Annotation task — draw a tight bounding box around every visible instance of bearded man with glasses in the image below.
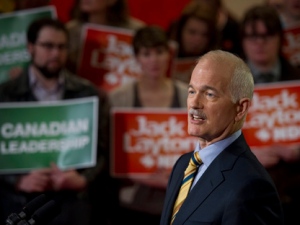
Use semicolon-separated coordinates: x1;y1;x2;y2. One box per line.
0;18;114;225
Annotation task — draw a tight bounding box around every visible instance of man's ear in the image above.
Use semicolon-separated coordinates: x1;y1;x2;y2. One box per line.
235;98;251;122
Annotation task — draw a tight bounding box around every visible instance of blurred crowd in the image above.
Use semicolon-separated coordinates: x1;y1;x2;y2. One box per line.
0;0;300;225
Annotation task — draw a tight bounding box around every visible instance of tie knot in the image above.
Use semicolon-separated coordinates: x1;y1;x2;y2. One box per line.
184;152;202;179
191;152;202;167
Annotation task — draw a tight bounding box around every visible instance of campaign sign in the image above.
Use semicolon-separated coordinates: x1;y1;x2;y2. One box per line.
243;81;300;148
0;97;98;174
77;24;142;92
110;108;198;177
0;6;57;84
282;26;300;67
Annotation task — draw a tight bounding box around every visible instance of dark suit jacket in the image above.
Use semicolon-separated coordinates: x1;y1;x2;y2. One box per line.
160;134;284;225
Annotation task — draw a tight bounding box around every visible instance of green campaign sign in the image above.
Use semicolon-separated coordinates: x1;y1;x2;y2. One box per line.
0;6;56;84
0;97;98;174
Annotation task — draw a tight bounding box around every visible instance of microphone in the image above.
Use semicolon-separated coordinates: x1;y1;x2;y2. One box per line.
16;200;60;225
6;194;49;225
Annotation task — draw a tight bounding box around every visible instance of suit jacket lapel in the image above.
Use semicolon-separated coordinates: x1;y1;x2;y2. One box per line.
172;135;247;225
173;161;225;225
163;153;191;224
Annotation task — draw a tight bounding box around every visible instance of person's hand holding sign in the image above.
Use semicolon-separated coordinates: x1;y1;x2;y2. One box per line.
50;163;87;191
17;168;52;192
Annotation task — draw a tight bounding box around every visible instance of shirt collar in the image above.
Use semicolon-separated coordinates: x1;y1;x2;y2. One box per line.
195;130;241;167
247;59;281;82
29;66;65;90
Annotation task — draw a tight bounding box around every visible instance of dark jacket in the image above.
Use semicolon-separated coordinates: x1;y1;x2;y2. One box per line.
278;56;300;82
160;134;284;225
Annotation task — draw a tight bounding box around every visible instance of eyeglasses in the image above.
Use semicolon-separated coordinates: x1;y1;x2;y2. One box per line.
35;42;68;51
244;33;277;42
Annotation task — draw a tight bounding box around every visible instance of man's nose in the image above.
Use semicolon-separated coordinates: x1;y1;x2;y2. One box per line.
188;94;203;109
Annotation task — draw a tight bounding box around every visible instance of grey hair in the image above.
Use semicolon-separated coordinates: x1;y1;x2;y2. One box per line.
199;50;254;103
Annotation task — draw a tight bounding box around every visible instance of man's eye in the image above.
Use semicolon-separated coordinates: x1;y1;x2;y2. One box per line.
206;92;215;98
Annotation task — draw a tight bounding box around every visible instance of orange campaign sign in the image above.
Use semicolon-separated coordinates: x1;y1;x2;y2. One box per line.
77;24;177;92
77;24;142;92
282;26;300;67
243;81;300;148
110;108;198;177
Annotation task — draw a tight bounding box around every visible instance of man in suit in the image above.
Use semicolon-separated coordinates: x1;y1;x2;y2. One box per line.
160;50;284;225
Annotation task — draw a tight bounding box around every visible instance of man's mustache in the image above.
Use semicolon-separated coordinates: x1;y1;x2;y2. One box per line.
188;108;207;120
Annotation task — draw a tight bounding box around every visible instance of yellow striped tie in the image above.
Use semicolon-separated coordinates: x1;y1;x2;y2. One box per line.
171;152;202;224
